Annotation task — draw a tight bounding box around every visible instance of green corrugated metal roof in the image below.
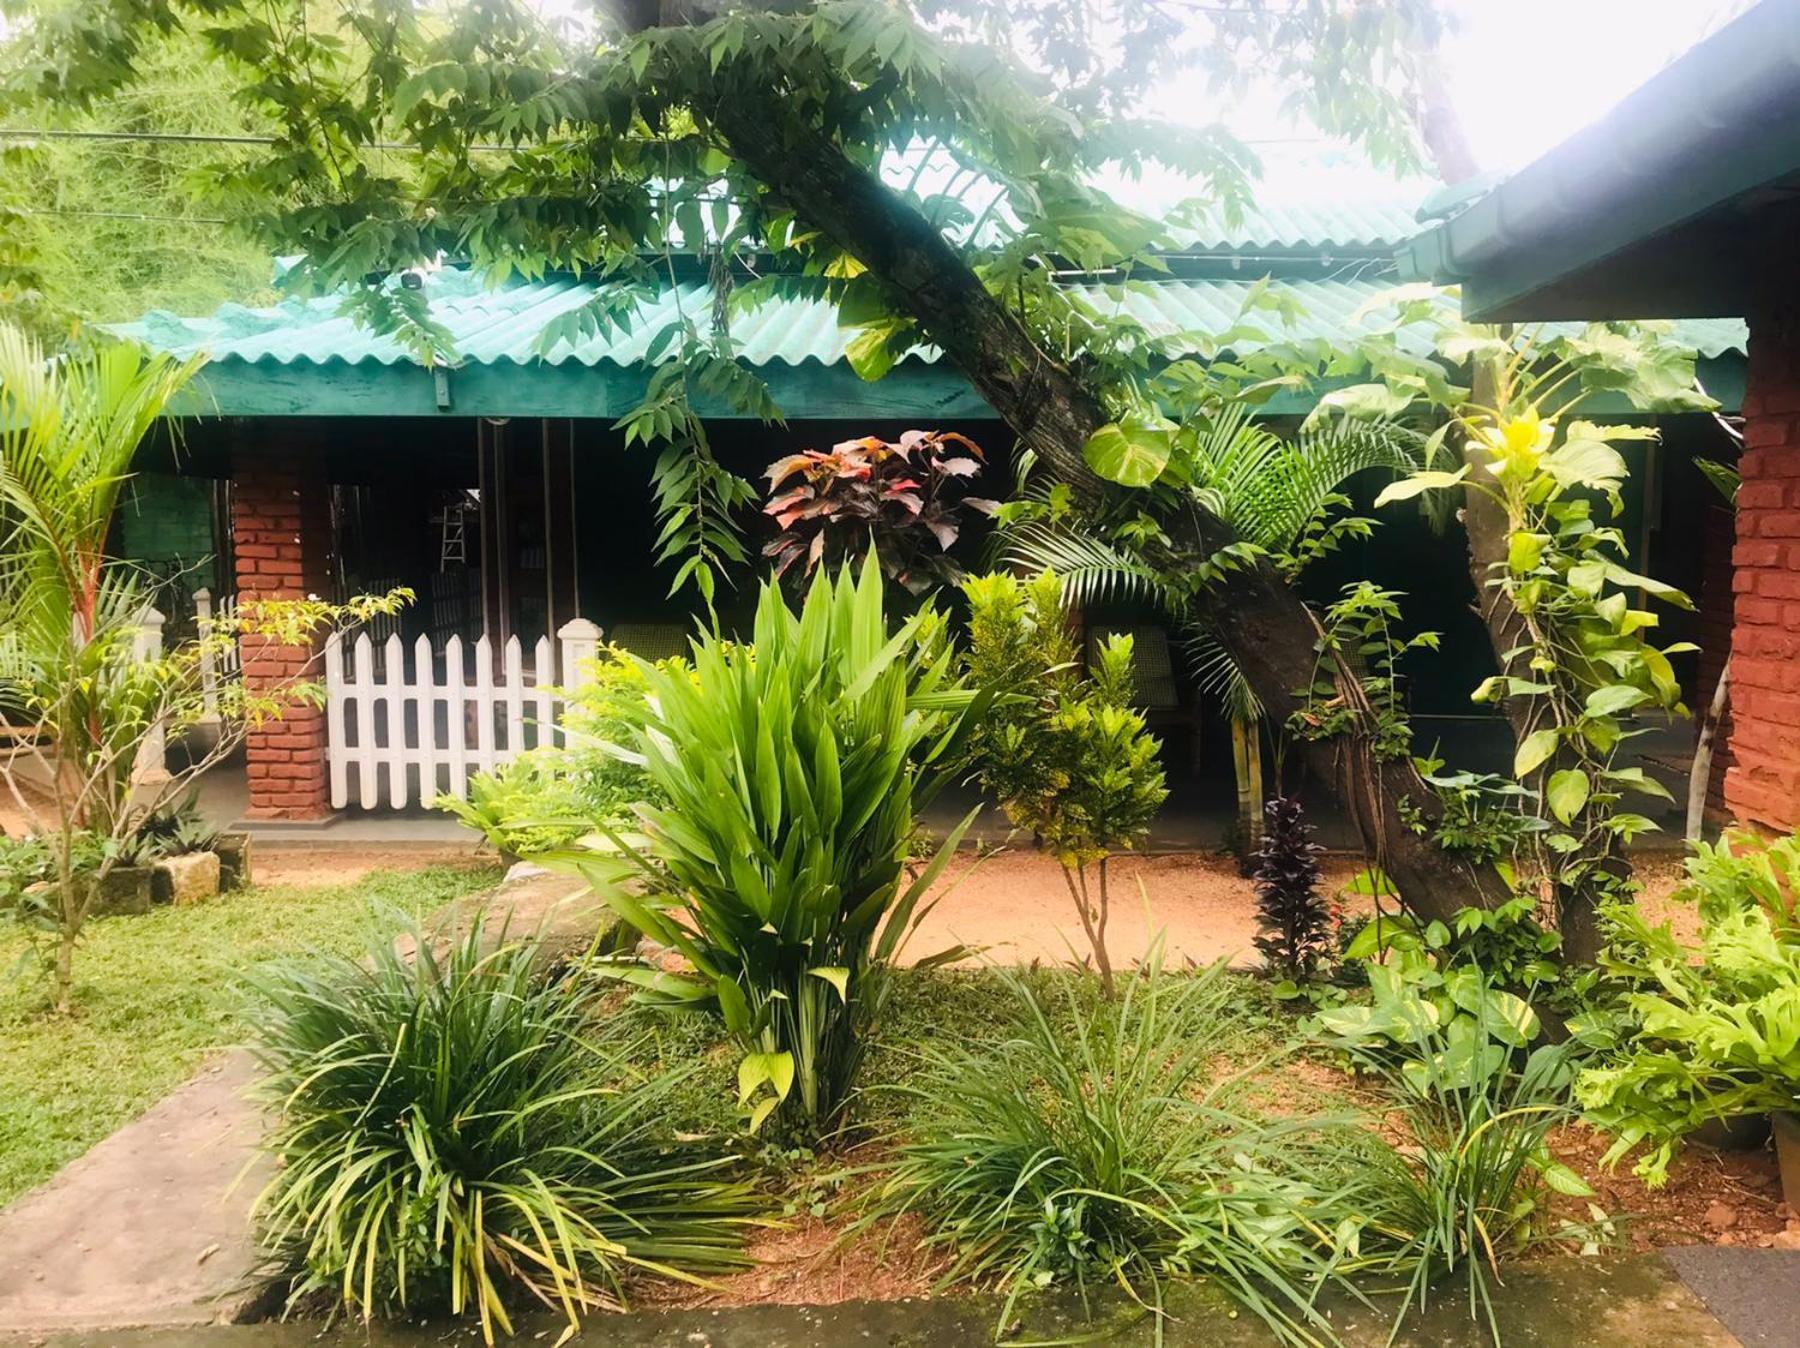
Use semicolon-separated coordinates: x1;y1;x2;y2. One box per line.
114;267;1749;372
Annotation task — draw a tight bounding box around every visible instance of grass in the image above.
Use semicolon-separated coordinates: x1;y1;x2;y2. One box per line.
0;863;501;1207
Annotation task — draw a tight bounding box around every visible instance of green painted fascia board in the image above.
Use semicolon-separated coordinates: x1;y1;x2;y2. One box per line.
167;352;1439;422
1396;0;1800;321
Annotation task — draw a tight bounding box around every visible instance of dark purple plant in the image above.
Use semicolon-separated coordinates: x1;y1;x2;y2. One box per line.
1251;795;1333;980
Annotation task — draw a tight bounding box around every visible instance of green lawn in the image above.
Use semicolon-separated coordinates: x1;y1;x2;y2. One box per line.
0;863;501;1208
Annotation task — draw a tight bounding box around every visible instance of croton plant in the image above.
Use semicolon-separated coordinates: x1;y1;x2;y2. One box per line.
762;430;999;595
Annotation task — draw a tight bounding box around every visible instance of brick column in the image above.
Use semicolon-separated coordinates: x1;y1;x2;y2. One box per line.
232;448;335;820
1724;286;1800;833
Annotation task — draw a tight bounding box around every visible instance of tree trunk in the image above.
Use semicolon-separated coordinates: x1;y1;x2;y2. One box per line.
710;100;1509;924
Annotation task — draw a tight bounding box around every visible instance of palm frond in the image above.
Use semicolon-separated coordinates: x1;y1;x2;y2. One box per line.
998;519;1183;615
1181;621;1262;724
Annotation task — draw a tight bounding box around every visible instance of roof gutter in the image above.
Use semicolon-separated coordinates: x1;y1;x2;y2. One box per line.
1397;0;1800;319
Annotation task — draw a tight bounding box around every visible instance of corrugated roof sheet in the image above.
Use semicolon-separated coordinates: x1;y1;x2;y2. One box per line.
115;268;1749;370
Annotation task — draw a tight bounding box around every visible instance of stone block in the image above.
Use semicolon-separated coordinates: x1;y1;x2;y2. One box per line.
92;866;154;917
152;851;221;907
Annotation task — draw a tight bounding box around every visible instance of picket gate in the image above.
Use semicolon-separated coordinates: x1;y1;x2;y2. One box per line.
323;619;601;810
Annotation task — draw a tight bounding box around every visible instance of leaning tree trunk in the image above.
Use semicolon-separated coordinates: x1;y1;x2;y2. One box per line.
709;98;1509;924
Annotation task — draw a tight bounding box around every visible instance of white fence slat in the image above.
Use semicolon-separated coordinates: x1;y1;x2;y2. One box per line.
503;637;525;761
353;632;377;806
414;633;437;804
532;636;555;750
326;633;348;809
443;635;468;800
382;632;408;808
473;635;496;774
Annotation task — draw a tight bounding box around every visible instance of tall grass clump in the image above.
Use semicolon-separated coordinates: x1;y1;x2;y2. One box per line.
869;956;1377;1343
244;915;758;1343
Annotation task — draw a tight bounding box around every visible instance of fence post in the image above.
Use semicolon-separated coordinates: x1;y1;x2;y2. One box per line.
131;605;170;789
556;618;603;689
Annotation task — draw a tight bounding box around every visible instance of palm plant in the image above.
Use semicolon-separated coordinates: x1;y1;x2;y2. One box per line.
245;915;758;1343
1000;405;1426;849
571;555;982;1134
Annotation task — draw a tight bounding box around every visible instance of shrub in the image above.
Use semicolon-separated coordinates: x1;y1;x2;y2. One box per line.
1317;951;1594;1343
762;429;997;596
871;957;1377;1343
577;556;980;1134
437;646;663;859
1576;830;1800;1183
1251;795;1332;981
961;570;1168;997
244;915;757;1342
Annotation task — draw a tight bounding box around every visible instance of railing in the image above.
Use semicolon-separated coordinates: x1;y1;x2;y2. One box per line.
323;619;601;811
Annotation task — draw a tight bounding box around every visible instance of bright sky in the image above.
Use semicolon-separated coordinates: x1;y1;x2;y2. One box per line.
1428;0;1754;173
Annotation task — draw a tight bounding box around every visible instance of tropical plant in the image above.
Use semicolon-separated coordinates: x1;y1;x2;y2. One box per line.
0;321;407;1009
763;429;998;596
1576;830;1800;1184
1251;795;1333;983
244;914;758;1344
1316;953;1596;1344
568;556;981;1134
869;956;1377;1344
960;570;1168;997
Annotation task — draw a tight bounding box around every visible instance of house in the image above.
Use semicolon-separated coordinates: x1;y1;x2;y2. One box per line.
115;173;1748;822
1397;0;1797;834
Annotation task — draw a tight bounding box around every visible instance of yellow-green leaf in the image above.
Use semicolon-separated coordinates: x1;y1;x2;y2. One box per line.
1514;728;1558;778
807;966;850;1003
1083;418;1172;488
1547;768;1589;824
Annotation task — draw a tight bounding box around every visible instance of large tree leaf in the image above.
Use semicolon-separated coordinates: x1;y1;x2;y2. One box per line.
1546;768;1590;824
1083;418;1172;488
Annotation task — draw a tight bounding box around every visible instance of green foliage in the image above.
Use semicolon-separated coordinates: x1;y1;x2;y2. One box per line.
1316;954;1596;1343
436;647;663;858
245;914;757;1342
1290;581;1438;761
1343;897;1565;1001
960;569;1167;996
1359;321;1707;943
570;556;979;1135
1405;760;1545;864
869;957;1375;1344
1576;831;1800;1185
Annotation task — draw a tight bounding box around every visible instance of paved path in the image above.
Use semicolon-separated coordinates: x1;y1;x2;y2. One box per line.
0;1054;271;1334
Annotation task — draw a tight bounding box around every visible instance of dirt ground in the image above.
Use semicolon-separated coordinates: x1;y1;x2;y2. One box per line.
250;845;485;890
907;847;1369;971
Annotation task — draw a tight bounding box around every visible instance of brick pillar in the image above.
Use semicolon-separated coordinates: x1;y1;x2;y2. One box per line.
232;449;335;820
1723;286;1800;833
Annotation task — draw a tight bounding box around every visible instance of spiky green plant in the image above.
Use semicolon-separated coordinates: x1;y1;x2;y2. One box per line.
571;554;981;1135
243;915;759;1343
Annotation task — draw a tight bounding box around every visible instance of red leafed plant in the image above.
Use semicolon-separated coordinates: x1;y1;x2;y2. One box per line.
763;430;999;595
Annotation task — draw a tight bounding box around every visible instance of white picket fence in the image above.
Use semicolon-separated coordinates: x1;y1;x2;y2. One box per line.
323;619;602;810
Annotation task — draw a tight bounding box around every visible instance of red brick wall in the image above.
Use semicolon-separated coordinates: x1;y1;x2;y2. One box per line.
1724;289;1800;832
232;449;335;820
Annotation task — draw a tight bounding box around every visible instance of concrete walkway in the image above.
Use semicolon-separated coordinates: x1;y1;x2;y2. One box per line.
0;1253;1760;1347
0;1054;271;1334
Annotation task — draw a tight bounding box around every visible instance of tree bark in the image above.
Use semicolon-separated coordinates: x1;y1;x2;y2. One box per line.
710;98;1509;923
